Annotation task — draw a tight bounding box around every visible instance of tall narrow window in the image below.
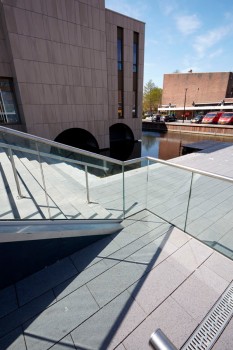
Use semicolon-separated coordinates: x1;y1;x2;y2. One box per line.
117;27;124;118
0;78;20;124
133;32;139;118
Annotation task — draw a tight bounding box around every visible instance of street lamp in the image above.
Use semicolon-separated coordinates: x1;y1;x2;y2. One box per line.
183;88;188;123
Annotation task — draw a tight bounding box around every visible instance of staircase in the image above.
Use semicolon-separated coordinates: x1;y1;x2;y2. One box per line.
0;126;124;287
0;146;123;221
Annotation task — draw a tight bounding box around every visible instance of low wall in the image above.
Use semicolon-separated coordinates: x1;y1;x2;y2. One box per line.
142;121;167;132
142;121;233;136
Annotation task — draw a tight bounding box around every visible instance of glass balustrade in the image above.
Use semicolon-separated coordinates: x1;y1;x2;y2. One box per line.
1;125;233;261
123;158;148;217
185;173;233;259
146;159;194;231
0;128;125;220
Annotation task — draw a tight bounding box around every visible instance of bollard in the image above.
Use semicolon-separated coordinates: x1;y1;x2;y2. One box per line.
149;329;178;350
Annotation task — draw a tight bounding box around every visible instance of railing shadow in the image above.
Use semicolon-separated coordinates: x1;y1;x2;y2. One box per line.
0;214;173;350
0;231;120;349
99;225;174;350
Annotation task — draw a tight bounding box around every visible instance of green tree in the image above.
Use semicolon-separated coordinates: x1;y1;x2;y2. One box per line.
143;80;162;114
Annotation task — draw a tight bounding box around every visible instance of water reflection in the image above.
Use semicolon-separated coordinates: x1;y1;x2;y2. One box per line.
98;131;233;176
141;131;233;160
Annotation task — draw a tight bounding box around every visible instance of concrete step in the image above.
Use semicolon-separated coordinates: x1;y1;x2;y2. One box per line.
0;149;114;220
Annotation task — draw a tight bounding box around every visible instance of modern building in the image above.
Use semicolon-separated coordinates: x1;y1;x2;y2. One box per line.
159;72;233;118
0;0;145;153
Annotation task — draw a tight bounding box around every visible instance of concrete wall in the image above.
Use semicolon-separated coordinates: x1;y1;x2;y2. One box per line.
0;0;144;150
162;72;231;107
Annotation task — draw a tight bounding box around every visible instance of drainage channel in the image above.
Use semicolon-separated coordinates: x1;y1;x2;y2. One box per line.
181;280;233;350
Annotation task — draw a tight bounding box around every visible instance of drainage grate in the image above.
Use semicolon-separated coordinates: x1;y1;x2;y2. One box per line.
182;281;233;350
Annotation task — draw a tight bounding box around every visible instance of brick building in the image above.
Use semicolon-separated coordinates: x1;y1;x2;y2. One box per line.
159;72;233;118
0;0;145;154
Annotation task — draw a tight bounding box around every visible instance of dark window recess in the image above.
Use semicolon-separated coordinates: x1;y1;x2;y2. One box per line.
0;78;20;124
132;32;139;118
117;27;123;72
117;27;124;118
118;90;123;118
117;39;123;71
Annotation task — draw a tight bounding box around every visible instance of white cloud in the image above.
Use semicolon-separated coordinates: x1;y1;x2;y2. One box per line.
208;49;223;59
175;14;201;35
193;26;232;57
158;0;178;16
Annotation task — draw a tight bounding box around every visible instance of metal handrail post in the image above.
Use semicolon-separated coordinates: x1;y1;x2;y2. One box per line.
146;158;149;209
85;165;90;203
8;147;23;198
36;143;51;219
0;90;7;123
122;164;125;219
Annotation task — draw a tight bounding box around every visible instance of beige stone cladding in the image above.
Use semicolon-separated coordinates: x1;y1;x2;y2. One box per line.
162;72;232;107
0;0;107;148
105;9;145;142
0;0;145;150
0;3;11;76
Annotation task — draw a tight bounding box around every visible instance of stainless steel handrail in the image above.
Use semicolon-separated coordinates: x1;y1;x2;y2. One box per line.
0;142;108;171
146;156;233;184
2;125;233;184
149;329;178;350
0;125;123;166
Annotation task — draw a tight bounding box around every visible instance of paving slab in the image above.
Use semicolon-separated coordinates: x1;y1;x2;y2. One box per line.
53;259;110;301
171;264;229;322
87;259;145;308
23;285;99;350
50;335;76;349
71;290;146;350
122;296;197;350
0;327;26;350
70;235;120;271
0;290;56;338
203;251;233;282
16;257;78;306
166;237;213;277
127;259;187;314
0;285;18;318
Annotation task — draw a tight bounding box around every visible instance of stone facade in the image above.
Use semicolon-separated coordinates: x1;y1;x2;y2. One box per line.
0;0;144;150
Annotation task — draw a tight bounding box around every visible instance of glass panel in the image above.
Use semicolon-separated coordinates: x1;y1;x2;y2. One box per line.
133;32;138;72
0;132;49;219
117;39;122;71
124;159;148;217
147;159;193;231
185;173;233;259
90;161;124;220
38;141;124;220
133;43;137;72
0;129;124;220
0;78;20;124
117;27;123;71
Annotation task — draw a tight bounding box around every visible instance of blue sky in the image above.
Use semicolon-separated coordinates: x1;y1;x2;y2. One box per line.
105;0;233;88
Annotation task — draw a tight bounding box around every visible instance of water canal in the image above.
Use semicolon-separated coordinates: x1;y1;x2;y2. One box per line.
141;131;233;160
